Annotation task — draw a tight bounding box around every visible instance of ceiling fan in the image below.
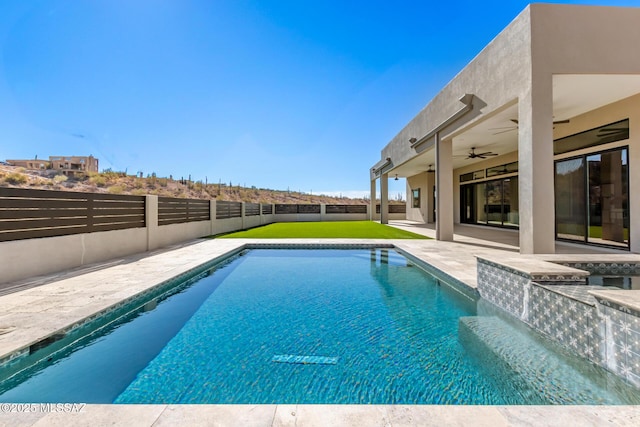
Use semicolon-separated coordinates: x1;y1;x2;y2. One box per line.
491;118;570;135
466;147;498;159
597;126;627;140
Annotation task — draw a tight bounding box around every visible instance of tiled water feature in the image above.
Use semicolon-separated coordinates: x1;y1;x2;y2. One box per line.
477;256;640;388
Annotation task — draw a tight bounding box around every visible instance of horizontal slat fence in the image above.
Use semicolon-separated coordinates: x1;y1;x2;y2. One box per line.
1;187;402;244
244;203;260;217
389;204;406;214
375;204;407;214
275;204;321;214
0;188;145;242
216;201;242;219
325;204;367;214
158;197;210;226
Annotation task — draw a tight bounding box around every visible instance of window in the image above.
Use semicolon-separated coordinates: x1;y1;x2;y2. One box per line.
412;189;420;208
486;161;518;177
554;119;629;155
460;169;485;183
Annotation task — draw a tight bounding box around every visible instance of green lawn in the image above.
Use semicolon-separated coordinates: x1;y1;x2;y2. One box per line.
217;221;428;239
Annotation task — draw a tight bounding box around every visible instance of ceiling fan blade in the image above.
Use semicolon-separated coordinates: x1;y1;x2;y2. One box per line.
492;128;516;135
507;118;569;126
477;152;498;157
598;128;627;134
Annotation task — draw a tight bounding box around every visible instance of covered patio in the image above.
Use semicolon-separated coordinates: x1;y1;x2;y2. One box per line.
371;4;640;255
387;220;631;255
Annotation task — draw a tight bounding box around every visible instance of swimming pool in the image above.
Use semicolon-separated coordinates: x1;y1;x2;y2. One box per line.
0;248;638;404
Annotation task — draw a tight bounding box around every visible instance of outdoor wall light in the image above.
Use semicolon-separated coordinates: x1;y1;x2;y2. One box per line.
409;137;417;144
394;174;399;181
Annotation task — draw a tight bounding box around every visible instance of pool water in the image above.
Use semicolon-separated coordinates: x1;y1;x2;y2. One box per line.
0;248;638;404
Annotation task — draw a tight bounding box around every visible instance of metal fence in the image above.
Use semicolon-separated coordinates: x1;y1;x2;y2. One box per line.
216;201;242;219
275;204;321;214
325;204;367;214
0;187;405;243
158;197;210;226
244;202;260;217
0;188;145;242
375;204;406;214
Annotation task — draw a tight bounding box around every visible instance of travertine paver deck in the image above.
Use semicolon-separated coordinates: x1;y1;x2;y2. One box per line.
1;223;639;426
1;403;639;426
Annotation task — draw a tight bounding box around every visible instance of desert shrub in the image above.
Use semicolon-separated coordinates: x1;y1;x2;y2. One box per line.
132;189;147;196
89;175;107;187
107;185;125;194
53;174;68;184
158;178;168;187
3;172;27;184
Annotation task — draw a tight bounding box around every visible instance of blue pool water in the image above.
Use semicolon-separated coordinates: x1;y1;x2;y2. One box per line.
0;248;638;404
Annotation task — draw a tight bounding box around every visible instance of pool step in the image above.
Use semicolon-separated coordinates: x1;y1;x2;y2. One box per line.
458;316;638;404
272;354;338;365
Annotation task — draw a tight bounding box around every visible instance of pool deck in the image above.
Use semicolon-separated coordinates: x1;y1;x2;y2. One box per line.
1;221;639;426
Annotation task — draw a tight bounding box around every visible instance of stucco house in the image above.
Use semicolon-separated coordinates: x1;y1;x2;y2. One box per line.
370;3;640;254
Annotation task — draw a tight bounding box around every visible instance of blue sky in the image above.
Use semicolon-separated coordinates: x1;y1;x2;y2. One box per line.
1;0;637;198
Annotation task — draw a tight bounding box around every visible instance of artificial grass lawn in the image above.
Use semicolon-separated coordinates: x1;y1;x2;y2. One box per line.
217;221;428;239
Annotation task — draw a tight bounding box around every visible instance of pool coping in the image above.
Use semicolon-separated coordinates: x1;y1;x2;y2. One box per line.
1;238;639;426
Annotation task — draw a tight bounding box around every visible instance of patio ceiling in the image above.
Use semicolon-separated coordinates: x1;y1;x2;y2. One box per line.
391;74;640;177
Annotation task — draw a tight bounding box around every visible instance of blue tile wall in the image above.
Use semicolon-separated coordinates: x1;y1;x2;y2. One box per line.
476;257;640;389
477;260;529;320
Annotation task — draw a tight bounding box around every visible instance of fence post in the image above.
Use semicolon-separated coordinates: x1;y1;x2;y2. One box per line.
241;202;246;230
259;203;264;225
146;195;159;251
210;199;216;236
320;203;326;222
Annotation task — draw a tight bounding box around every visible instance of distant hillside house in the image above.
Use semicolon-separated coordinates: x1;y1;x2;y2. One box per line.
8;155;99;177
6;158;49;170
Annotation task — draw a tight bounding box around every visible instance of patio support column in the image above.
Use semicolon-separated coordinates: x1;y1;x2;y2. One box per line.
426;169;436;223
518;72;555;254
435;133;454;240
380;173;389;224
370;179;376;221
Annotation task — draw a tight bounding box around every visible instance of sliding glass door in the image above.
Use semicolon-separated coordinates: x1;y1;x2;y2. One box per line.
587;149;629;247
555;158;586;242
555;147;629;248
460;177;519;228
